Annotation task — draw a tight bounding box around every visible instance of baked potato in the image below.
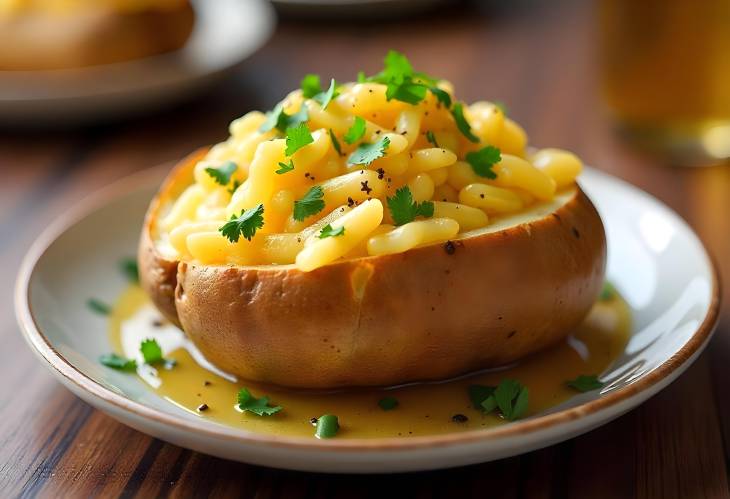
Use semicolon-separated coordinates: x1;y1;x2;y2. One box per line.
139;52;606;388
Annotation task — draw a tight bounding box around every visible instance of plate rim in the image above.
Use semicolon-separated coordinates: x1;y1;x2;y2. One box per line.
14;165;722;453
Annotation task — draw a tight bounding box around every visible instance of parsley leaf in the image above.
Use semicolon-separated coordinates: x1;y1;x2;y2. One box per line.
219;204;265;242
293;186;325;221
386;185;434;226
228;179;241;195
259;103;309;133
140;338;164;364
363;50;441;106
348;136;391;166
429;86;452;108
465;145;501;179
100;353;137;371
119;257;139;284
314;78;339;110
205;161;237;186
237;387;282;416
344;116;367;144
386;81;428;105
378;396;399;411
301;73;322;98
566;375;605;392
87;298;111;315
494;379;529;421
329;129;342;156
468;384;496;410
276;160;295;174
600;282;616;301
285;122;314;156
318;224;345;238
425;130;439;148
451;102;480;143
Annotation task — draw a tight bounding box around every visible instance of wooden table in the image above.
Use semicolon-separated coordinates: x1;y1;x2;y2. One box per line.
2;1;729;496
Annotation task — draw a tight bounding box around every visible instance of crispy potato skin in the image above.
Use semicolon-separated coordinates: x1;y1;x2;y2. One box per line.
140;153;607;388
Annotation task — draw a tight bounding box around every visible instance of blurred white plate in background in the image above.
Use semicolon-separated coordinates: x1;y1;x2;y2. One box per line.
0;0;276;126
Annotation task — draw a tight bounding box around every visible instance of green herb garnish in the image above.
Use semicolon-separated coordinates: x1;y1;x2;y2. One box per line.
315;414;339;438
276;160;295;175
566;375;605;392
386;185;434;226
494;379;529;421
301;74;322;98
87;298;111;315
600;282;616;301
285;122;314;156
347;136;390;166
204;161;237;186
237;388;282;416
318;224;345;239
429;86;452;108
361;50;442;106
219;204;265;243
227;179;241;195
468;384;496;411
465;145;501;179
425;130;439;148
293;186;325;222
99;353;137;371
451;102;479;143
344;116;367;145
259;103;309;133
314;78;339;110
119;257;139;284
378;396;399;411
140;338;163;365
329;129;342;156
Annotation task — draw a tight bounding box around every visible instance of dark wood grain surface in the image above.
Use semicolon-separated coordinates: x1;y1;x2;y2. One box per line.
2;1;729;497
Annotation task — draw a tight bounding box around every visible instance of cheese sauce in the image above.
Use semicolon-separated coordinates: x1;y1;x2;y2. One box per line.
110;286;630;439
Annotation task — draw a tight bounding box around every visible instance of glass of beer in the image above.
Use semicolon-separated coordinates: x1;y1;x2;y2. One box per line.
599;0;730;165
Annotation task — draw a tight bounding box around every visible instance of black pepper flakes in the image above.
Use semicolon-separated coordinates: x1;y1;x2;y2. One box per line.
451;414;469;423
572;227;580;238
204;380;212;386
479;193;485;199
361;180;372;195
310;417;318;425
152;319;164;328
347;196;356;207
444;240;456;255
197;403;208;412
376;168;385;179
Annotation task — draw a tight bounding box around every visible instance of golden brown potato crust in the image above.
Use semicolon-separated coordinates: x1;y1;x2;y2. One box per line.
140;153;607;388
0;2;194;70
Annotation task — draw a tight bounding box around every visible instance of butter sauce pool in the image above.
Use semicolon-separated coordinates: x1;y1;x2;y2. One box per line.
110;285;630;439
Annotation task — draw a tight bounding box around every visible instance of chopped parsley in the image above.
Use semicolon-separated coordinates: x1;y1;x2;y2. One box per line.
315;414;339;438
237;387;282;416
344;116;367;144
451;102;480;143
219;204;265;243
301;74;322;98
119;257;139;284
494;379;529;421
318;224;345;238
468;384;496;410
425;130;439;148
87;298;111;315
285;123;314;156
227;179;241;195
329;129;342;156
429;86;452;108
204;161;237;186
259;102;309;133
465;145;501;179
566;375;605;392
314;78;339;110
387;185;434;226
378;396;399;411
293;186;325;221
140;338;163;364
347;136;390;166
361;50;442;106
99;353;137;371
276;160;295;174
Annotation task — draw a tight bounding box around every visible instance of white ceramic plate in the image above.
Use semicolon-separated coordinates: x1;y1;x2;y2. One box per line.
0;0;275;125
15;166;720;473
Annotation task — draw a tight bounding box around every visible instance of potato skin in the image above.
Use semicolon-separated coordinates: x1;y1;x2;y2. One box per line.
140;153;606;388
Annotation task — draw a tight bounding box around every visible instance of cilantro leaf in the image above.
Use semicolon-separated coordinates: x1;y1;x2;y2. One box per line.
451;102;480;143
344;116;367;144
386;185;434;226
237;387;282;416
301;73;322;98
119;257;139;284
205;161;237;186
378;396;398;411
329;129;342;156
318;224;345;239
285;123;314;156
425;130;439;148
386;81;428;105
100;353;137;371
219;204;265;242
465;145;501;179
363;50;440;106
429;86;452;108
87;298;111;315
140;338;163;364
314;78;339;110
357;71;367;83
293;186;325;222
347;136;390;166
259;103;309;133
494;379;529;421
228;179;241;195
468;384;496;410
276;160;294;175
566;375;605;392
